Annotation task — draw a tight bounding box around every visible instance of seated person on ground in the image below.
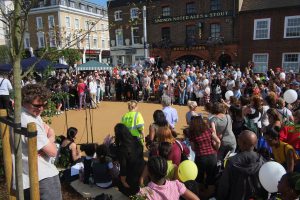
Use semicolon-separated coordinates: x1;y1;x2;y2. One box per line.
80;143;96;184
56;127;81;168
92;144;114;188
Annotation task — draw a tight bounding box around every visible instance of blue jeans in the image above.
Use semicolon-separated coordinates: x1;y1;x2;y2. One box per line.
179;90;186;105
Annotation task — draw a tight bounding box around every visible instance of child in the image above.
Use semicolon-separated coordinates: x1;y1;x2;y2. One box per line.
277;172;300;200
80;143;96;184
158;142;177;180
265;127;300;172
139;156;200;200
92;144;114;188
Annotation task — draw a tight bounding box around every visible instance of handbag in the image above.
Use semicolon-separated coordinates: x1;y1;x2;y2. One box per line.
175;140;188;162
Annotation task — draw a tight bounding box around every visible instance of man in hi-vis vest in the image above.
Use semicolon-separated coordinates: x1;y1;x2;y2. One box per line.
121;100;145;143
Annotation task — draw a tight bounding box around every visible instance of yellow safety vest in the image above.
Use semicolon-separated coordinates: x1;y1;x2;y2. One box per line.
121;111;144;138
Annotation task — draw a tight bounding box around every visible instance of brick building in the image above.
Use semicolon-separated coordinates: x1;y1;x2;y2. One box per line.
238;0;300;72
148;0;239;67
26;0;110;64
107;0;147;66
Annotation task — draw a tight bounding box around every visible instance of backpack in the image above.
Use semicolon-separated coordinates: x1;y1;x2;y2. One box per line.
243;117;259;135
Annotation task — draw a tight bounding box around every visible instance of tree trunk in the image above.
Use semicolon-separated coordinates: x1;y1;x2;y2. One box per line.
11;1;24;199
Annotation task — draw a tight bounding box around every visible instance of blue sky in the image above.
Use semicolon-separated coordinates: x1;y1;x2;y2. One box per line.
89;0;107;7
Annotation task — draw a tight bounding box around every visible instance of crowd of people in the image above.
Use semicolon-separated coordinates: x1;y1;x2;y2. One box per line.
3;61;300;200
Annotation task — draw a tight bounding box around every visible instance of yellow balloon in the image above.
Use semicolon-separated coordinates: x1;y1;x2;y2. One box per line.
178;160;198;182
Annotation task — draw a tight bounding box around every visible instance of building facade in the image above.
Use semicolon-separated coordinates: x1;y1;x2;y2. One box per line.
0;0;13;46
148;0;239;67
238;0;300;72
108;0;147;66
27;0;110;65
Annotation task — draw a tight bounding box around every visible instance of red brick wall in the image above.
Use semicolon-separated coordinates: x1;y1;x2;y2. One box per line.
238;7;300;69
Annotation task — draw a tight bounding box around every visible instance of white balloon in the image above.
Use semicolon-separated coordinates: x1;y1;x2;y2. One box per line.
259;161;286;193
225;90;234;100
205;87;211;94
284;89;298;104
203;79;209;85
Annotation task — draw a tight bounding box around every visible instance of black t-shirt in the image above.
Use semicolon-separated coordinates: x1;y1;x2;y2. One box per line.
179;80;186;88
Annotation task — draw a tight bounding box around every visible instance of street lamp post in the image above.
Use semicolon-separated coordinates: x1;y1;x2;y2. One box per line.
143;6;148;60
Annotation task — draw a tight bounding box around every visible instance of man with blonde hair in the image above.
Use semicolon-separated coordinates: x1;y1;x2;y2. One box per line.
121;100;145;142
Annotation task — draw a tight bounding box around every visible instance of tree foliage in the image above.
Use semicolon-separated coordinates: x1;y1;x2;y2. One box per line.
0;45;10;64
61;48;82;67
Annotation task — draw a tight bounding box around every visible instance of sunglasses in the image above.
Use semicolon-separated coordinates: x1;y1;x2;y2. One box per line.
31;102;48;109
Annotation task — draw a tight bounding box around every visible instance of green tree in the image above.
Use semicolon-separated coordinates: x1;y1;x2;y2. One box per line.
61;48;82;67
0;45;10;64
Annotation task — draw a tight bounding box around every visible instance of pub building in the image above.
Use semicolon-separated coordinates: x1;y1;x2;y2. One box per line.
108;0;148;67
148;0;240;67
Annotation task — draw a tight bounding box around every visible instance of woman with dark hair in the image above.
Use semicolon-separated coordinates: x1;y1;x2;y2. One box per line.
114;123;145;196
265;127;299;172
92;144;114;188
138;156;200;200
189;116;220;196
58;127;81;167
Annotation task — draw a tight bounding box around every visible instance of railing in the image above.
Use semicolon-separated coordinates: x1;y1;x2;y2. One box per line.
0;109;39;200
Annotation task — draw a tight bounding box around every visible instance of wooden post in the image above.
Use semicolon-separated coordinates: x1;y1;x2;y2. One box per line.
27;122;39;200
0;109;16;200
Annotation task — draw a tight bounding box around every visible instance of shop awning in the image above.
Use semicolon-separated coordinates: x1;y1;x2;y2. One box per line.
77;60;111;71
0;57;69;72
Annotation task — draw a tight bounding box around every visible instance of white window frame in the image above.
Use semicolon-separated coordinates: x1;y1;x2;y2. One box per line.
85;20;89;30
282;53;300;73
74;18;80;30
115;29;123;46
131;26;140;45
253;18;271;40
130;8;139;19
48;15;55;29
60;0;66;6
85;37;90;48
93;35;98;49
70;1;75;8
284;15;300;38
252;53;269;73
23;33;30;49
48;31;56;47
36;17;43;30
76;34;81;48
102;39;105;48
37;32;45;48
88;6;93;12
65;32;71;47
65;16;71;29
114;10;122;21
80;4;86;11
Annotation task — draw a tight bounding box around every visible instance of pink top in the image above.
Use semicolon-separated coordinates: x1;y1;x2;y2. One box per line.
139;180;186;200
77;83;86;94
